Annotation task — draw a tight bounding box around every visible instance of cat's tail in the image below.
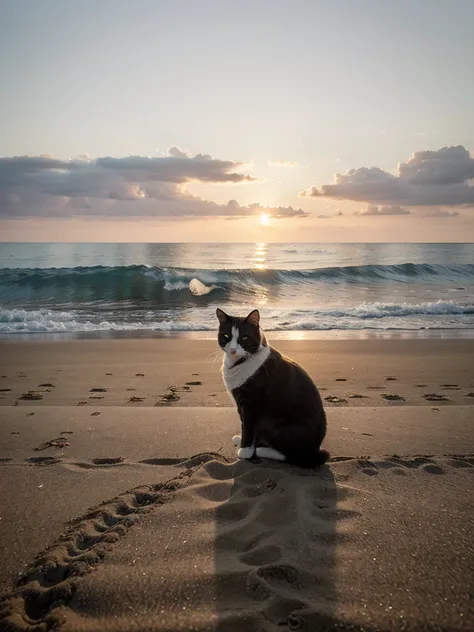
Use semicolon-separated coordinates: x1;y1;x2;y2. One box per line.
312;448;330;467
288;448;330;469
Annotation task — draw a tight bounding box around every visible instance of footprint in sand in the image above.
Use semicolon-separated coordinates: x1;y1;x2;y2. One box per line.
38;383;55;388
367;386;386;390
34;437;70;451
185;381;202;386
254;564;299;584
244;477;277;498
92;457;124;465
358;460;379;475
19;391;43;400
156;389;180;405
155;384;195;405
89;387;108;393
90;411;100;416
446;456;474;468
466;392;474;398
105;373;113;376
349;394;369;399
324;395;347;403
440;384;460;390
135;373;145;377
246;564;300;601
335;378;347;382
416;384;427;387
77;401;88;406
423;393;450;402
386;377;397;381
423;464;445;474
89;395;104;400
127;396;145;403
0;388;12;392
26;456;61;465
381;394;406;402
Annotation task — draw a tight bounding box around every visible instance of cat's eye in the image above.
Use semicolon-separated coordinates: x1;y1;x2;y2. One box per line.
241;335;248;341
223;334;230;340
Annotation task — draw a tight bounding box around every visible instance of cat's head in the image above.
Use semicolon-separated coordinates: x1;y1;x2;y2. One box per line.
216;308;266;363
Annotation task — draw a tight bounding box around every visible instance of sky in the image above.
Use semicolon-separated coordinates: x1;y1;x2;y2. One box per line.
0;0;473;242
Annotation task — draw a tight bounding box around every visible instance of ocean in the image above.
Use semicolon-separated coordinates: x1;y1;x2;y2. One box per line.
0;243;473;338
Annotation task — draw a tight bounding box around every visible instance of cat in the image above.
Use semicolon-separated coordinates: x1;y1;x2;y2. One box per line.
217;307;329;468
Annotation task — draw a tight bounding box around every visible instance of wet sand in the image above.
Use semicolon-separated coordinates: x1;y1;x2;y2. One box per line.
1;338;473;408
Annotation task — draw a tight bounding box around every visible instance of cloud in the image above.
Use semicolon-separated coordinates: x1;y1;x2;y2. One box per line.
167;146;191;159
224;200;306;219
0;149;306;220
398;146;474;184
302;145;474;207
354;205;411;216
422;209;459;218
0;148;254;190
95;153;255;184
268;160;299;168
317;210;344;219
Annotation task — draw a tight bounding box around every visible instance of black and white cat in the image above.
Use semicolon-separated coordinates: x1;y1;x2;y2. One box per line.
217;308;329;468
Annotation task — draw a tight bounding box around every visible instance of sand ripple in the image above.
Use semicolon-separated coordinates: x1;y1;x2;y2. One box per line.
1;454;473;631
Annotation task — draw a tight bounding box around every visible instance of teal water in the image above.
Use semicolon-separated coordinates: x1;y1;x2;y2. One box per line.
0;243;473;336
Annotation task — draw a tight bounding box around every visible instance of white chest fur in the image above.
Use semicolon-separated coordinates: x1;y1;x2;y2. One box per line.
222;345;270;391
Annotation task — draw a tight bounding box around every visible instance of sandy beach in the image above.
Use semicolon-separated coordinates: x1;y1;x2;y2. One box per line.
0;338;473;631
1;338;474;409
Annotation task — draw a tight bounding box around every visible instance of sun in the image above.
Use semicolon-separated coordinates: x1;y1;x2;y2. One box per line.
259;212;270;226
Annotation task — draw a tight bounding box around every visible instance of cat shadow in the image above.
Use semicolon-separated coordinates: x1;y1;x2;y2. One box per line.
214;457;339;631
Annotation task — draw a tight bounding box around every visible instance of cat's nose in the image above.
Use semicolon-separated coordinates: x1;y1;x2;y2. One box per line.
230;348;237;356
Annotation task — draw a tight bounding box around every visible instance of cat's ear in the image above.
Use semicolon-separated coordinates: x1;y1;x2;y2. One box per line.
216;308;229;324
245;309;260;327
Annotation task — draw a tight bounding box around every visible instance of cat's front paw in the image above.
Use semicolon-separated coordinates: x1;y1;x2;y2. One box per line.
238;446;255;459
232;434;241;447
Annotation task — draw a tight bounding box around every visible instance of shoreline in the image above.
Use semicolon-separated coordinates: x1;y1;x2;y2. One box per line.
1;327;474;342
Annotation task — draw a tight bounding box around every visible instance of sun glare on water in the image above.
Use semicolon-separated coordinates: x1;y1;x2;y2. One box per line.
259;212;270;226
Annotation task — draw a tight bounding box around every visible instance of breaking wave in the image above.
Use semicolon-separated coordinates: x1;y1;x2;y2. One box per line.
1;300;473;334
0;262;473;304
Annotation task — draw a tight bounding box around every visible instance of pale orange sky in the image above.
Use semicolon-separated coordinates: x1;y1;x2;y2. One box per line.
1;1;473;242
1;212;472;243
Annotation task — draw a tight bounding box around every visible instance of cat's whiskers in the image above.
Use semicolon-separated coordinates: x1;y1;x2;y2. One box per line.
206;349;223;366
